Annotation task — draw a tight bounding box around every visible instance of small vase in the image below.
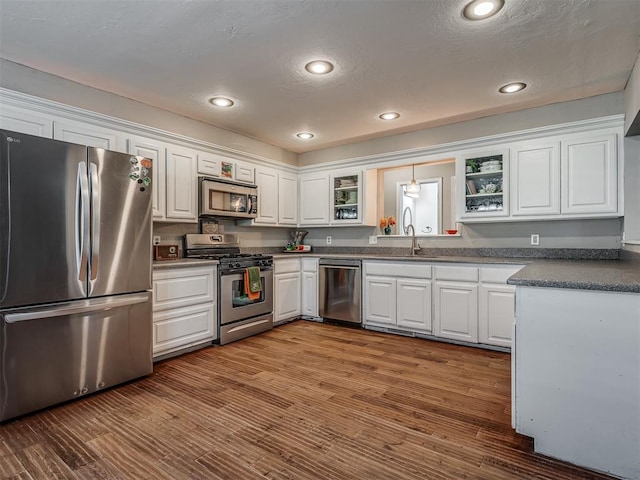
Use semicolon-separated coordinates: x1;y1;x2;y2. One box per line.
384;226;391;235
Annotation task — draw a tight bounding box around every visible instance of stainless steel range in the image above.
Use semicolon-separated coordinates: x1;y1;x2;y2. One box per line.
184;234;273;345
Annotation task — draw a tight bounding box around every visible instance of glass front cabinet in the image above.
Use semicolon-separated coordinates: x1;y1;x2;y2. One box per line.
331;172;363;224
458;149;509;220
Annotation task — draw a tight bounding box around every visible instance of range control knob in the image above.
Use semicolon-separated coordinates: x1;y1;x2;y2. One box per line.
233;262;241;269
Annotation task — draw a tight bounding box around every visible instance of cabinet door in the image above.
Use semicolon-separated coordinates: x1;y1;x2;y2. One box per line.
152;267;215;312
397;279;432;332
331;171;363;225
299;173;330;225
0;105;54;138
363;276;396;326
433;281;478;343
234;160;255;183
128;135;167;220
479;284;514;348
561;133;617;214
278;172;298;225
254;167;278;224
511;142;560;216
166;145;198;222
54;119;125;152
275;273;301;323
302;271;318;317
197;151;221;177
153;303;215;357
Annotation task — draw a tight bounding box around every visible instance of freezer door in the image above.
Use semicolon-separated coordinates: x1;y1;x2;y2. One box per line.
0;130;89;308
88;148;152;297
0;292;152;422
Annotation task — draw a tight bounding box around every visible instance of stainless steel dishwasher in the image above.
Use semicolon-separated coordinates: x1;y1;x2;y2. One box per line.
319;258;362;324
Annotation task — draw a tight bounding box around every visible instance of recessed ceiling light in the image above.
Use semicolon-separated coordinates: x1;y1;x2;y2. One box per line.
304;60;334;75
499;82;527;94
209;96;234;107
463;0;504;20
296;132;314;140
379;112;400;121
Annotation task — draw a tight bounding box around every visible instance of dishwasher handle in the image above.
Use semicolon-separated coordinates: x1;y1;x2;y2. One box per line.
319;265;360;271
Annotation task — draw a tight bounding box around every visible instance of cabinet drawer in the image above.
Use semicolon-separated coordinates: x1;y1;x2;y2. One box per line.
153;267;215;312
153;303;215;356
301;258;318;272
364;261;432;279
274;258;300;274
480;265;525;284
434;265;478;282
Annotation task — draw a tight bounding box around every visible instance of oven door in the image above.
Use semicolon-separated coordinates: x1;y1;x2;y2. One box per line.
220;269;273;325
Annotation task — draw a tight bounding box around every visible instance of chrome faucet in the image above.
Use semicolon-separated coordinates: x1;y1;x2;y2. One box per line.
405;223;421;256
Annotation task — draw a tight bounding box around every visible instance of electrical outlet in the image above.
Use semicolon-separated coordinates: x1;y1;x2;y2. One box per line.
153;236;161;246
369;235;377;245
326;236;332;245
531;234;540;246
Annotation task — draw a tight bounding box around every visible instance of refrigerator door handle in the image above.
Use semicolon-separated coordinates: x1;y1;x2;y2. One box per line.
76;161;90;282
89;162;100;281
3;292;151;323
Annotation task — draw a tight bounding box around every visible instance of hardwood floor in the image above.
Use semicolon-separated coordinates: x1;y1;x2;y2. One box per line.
1;321;614;479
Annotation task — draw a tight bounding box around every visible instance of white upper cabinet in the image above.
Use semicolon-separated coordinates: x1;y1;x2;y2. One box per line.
510;141;561;216
299;173;331;225
561;132;618;215
254;167;278;224
458;149;510;220
165;145;198;222
457;127;621;222
234;160;255;184
253;167;298;226
197;151;222;177
0;104;54;138
53;119;125;152
278;172;298;225
127;135;167;221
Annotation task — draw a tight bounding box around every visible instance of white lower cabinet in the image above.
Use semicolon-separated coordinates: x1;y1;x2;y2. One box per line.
433;281;478;343
274;258;301;324
152;266;217;358
301;258;319;317
397;279;432;331
363;262;432;333
478;265;523;348
478;285;515;347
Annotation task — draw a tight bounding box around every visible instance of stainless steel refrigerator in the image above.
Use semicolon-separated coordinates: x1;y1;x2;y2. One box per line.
0;129;153;422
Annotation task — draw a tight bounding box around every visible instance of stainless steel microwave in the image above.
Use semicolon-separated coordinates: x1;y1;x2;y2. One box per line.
199;177;258;219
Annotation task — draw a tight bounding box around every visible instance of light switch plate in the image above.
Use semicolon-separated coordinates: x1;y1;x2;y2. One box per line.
153;236;161;246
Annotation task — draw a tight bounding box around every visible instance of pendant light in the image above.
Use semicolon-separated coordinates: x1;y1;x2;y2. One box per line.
404;164;421;198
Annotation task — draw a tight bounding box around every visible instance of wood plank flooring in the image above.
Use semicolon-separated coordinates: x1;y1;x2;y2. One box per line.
1;321;614;479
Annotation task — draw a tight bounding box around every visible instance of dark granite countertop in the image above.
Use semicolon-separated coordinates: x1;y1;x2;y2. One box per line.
507;258;640;293
153;248;640;293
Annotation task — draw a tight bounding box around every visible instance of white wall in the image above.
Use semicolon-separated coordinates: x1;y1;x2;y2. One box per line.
624;51;640;136
0;59;298;166
623;136;640;247
299;93;624;166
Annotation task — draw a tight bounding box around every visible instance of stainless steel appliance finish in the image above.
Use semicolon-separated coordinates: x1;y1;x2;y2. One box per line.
184;234;274;345
199;177;258;219
0;130;153;422
319;258;362;324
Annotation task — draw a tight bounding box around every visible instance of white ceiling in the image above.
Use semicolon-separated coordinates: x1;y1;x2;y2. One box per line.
0;0;639;154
